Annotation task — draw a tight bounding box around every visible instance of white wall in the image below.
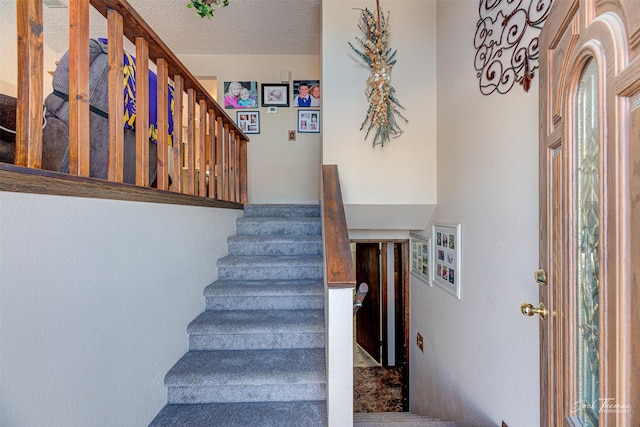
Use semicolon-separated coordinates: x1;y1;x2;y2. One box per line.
407;1;540;426
0;191;241;426
322;0;541;425
322;0;437;232
179;54;322;205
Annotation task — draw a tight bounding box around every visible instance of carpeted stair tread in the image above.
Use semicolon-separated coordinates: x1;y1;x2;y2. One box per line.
217;255;324;281
188;309;325;335
204;279;324;297
186;309;325;349
243;204;321;218
236;217;322;236
165;348;326;387
227;234;323;256
204;279;324;311
218;255;323;268
354;412;459;426
149;401;327;427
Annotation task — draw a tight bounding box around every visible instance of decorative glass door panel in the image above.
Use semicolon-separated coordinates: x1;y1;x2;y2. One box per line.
575;58;599;427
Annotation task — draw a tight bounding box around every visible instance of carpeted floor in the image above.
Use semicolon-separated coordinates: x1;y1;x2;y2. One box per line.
353;366;404;413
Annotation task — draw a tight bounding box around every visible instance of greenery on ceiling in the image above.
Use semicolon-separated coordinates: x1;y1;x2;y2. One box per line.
187;0;230;19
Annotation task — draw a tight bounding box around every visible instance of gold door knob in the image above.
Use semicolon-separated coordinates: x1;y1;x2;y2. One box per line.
534;269;547;286
520;302;548;319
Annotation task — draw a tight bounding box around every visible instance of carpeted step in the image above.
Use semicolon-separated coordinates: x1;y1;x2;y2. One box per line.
354;412;460;426
204;279;324;311
227;234;323;256
187;309;325;350
243;204;320;218
149;401;327;427
165;348;326;404
217;255;324;281
236;217;322;236
150;204;328;425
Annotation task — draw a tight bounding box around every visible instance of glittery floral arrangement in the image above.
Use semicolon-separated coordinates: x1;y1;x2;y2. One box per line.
348;1;406;147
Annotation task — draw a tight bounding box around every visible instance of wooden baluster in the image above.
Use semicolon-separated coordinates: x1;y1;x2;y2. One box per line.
223;123;230;201
239;138;248;204
235;134;241;202
229;130;236;203
107;9;124;182
156;58;169;190
208;109;216;198
135;37;149;187
186;88;196;195
172;75;183;193
68;0;90;176
216;117;224;200
198;99;207;197
15;0;43;169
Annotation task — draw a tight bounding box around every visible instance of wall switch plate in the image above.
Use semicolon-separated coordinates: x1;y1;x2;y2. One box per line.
288;130;296;141
416;333;424;352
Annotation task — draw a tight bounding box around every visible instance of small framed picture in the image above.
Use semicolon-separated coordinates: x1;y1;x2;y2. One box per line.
236;111;260;134
223;81;258;109
297;110;320;133
432;223;461;299
293;80;321;107
261;83;289;107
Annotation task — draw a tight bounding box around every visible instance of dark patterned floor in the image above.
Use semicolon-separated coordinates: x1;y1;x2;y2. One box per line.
353;366;404;413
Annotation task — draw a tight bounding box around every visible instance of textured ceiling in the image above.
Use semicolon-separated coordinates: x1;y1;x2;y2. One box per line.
31;0;321;56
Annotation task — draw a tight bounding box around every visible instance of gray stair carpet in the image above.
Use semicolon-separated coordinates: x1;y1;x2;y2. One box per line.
150;204;327;427
354;412;460;427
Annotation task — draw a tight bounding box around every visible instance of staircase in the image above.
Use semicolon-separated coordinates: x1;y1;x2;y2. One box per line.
150;204;327;427
354;412;459;426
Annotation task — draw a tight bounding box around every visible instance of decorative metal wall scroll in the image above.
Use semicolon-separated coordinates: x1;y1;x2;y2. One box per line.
474;0;553;94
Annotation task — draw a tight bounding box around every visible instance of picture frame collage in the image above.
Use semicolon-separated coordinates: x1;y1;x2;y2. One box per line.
410;224;462;300
433;223;461;299
223;80;321;135
410;234;431;285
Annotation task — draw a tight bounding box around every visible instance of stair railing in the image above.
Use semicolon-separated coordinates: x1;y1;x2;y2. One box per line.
322;164;355;289
3;0;248;208
321;164;356;426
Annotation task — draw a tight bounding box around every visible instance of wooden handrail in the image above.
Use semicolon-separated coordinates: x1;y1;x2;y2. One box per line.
8;0;248;205
322;165;356;289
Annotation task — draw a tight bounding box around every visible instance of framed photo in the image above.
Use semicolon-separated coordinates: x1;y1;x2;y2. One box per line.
293;80;320;107
298;110;320;133
410;234;432;285
236;111;260;134
261;83;289;107
223;81;258;109
432;223;461;299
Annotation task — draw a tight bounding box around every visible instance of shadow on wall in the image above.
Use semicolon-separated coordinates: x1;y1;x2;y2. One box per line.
416;357;500;427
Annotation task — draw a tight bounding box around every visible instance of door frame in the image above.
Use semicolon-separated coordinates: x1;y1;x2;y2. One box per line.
355;242;382;363
352;239;410;410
